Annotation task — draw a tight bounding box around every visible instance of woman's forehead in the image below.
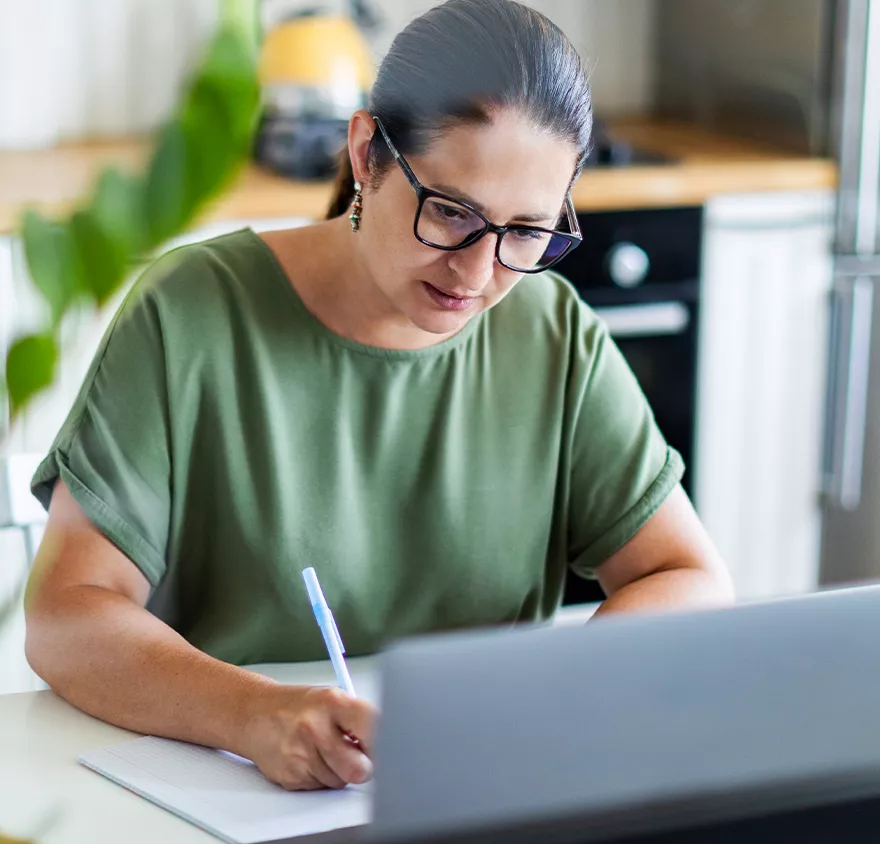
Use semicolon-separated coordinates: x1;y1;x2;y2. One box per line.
408;113;579;222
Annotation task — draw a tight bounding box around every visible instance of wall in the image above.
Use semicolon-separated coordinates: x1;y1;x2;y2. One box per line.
0;0;657;148
373;0;658;116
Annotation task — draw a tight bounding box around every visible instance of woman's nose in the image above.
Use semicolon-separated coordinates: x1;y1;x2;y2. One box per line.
447;232;498;289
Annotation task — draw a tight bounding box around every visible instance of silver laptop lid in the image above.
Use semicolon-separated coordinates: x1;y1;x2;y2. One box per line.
369;586;880;843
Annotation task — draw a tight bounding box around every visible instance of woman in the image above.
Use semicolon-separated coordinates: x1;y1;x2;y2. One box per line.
24;0;733;792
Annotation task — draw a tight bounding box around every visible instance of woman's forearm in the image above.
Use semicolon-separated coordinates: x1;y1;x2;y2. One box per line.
593;565;735;618
25;585;277;757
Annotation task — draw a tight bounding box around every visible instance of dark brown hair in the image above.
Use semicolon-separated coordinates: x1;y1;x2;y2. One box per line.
326;0;593;220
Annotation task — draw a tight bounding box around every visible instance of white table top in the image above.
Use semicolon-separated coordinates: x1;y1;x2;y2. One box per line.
0;606;597;843
0;659;378;844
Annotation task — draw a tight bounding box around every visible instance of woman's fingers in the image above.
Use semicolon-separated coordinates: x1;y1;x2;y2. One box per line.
327;689;378;756
242;684;378;790
294;688;374;785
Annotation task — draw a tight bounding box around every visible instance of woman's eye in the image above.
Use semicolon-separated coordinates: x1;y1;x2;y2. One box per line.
512;228;545;241
432;203;466;221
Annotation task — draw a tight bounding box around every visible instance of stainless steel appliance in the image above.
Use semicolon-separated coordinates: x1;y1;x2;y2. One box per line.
656;0;880;591
819;1;880;587
555;207;704;605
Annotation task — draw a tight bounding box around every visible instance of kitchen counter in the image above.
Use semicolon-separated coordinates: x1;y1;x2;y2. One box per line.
0;118;838;235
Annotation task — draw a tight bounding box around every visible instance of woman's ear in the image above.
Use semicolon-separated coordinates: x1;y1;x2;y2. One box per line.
347;109;376;187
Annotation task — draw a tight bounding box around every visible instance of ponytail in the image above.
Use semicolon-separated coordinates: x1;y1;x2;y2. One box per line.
326;151;356;220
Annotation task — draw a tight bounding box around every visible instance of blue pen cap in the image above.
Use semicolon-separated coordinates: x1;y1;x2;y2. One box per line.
302;567;323;606
302;567;346;654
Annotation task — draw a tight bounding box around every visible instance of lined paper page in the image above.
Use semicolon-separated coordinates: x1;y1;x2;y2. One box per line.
80;736;371;844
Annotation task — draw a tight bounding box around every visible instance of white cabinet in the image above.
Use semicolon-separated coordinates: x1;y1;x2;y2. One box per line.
694;190;836;602
0;528;41;694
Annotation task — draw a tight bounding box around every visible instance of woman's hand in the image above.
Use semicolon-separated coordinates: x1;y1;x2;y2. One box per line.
241;685;378;791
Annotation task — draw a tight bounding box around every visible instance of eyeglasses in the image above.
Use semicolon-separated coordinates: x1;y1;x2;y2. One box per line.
371;116;582;274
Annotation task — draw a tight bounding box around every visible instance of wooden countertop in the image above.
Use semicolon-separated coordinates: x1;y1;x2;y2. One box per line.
0;118;838;235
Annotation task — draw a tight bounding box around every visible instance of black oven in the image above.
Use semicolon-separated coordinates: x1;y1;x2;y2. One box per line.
553;206;704;605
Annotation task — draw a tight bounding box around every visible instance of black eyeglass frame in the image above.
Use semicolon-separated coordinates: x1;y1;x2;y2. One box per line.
371;115;583;274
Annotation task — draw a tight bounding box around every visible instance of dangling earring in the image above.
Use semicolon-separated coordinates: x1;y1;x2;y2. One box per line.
349;182;363;233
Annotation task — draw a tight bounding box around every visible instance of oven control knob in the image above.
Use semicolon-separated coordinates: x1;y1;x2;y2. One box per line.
606;242;650;288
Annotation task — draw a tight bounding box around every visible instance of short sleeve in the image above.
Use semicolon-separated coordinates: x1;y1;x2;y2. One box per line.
31;281;171;587
566;303;684;578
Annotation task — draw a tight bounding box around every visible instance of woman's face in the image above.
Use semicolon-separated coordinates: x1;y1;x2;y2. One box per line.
350;109;581;340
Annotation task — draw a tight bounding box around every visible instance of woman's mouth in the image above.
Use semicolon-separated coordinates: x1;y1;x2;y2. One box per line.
422;282;477;312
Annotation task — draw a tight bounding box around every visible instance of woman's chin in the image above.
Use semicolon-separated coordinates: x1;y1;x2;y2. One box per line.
409;305;476;338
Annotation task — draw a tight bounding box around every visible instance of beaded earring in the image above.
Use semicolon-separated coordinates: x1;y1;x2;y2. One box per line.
349;182;363;233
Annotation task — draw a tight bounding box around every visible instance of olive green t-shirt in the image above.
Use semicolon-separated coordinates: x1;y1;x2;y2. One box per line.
32;229;683;665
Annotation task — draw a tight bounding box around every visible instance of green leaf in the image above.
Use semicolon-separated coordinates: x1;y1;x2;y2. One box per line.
70;209;127;306
92;167;147;255
143;25;259;248
21;211;82;326
181;78;239;204
219;0;260;55
3;21;261;424
5;333;57;417
190;25;260;157
143;123;190;247
202;22;260;95
190;28;259;149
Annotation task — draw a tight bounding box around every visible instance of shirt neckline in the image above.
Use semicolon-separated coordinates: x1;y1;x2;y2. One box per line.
244;227;484;361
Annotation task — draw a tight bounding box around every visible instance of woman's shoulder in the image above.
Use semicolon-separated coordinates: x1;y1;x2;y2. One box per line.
488;269;603;352
117;228;292;344
131;228;272;306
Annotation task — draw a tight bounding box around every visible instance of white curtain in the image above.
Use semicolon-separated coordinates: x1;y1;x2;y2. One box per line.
0;0;218;149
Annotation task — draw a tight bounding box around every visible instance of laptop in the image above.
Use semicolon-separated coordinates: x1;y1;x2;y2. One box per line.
366;585;880;843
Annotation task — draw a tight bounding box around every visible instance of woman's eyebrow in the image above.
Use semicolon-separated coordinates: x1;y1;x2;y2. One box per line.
431;182;557;224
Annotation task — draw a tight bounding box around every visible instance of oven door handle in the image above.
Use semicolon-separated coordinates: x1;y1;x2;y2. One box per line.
592;301;691;339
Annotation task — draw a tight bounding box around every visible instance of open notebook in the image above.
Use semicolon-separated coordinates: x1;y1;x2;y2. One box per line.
79;735;371;843
77;663;378;842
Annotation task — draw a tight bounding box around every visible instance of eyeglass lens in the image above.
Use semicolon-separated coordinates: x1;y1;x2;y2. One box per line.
417;196;570;271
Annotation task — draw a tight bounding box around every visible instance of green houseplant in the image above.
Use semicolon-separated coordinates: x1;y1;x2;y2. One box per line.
0;5;261;612
0;8;260;837
4;12;260;417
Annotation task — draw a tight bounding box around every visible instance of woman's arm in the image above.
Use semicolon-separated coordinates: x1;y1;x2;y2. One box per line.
25;480;376;791
593;484;734;617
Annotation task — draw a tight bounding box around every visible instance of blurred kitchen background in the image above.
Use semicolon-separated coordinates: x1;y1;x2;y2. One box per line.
1;0;878;690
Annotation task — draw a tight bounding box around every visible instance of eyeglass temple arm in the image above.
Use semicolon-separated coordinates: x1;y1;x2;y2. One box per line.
371;116;422;193
565;195;581;237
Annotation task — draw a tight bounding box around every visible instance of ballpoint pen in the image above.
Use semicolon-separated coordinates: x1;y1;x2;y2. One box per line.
302;567;357;697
